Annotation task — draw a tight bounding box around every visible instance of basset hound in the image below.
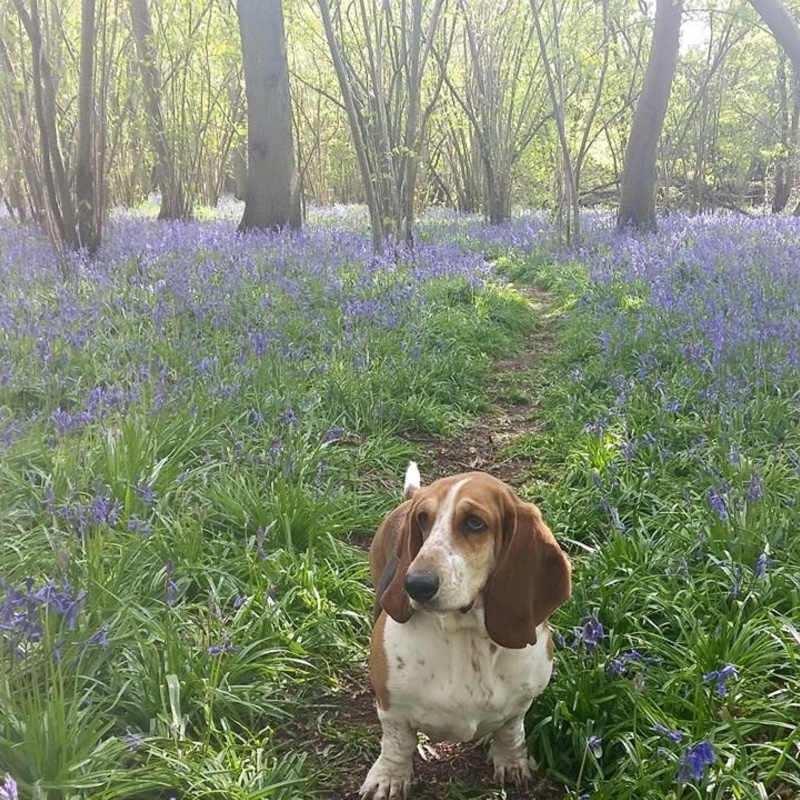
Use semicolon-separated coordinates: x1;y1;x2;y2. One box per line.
360;463;572;799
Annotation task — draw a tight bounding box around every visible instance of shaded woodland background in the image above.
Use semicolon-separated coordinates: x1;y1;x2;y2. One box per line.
2;0;800;252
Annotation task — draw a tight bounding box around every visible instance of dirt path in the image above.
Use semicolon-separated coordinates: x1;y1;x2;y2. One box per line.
299;286;566;800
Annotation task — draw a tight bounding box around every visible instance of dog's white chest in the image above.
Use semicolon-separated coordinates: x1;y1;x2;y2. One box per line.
380;611;553;742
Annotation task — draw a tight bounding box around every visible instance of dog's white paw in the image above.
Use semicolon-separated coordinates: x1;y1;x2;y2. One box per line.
490;747;536;787
359;758;412;799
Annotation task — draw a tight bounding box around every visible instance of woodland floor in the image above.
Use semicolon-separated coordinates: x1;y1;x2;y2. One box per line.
286;288;567;800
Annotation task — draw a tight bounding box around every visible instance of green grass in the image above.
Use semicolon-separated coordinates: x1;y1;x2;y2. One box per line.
4;209;800;799
507;242;800;799
0;216;533;798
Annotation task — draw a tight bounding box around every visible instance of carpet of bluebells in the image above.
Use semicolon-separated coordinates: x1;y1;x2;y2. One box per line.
2;205;799;799
517;214;800;799
0;206;531;798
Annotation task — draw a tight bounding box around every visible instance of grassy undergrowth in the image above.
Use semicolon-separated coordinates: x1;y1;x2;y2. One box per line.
511;216;800;799
3;208;799;799
0;213;530;798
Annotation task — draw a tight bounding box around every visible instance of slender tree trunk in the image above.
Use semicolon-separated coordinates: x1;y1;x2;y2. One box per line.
129;0;187;219
317;0;384;252
237;0;296;232
530;0;580;241
12;0;78;249
616;0;683;232
77;0;100;253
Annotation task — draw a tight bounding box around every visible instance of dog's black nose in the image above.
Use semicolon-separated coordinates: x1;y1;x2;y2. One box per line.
404;571;440;603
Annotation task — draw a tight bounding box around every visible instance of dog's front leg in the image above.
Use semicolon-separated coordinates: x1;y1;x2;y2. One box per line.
360;715;416;800
489;713;536;787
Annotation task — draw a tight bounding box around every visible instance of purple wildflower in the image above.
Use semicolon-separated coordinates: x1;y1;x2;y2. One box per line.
576;613;605;651
653;723;684;743
279;407;299;427
676;740;716;782
703;664;739;696
322;426;344;443
586;734;602;755
706;487;728;521
754;552;770;579
134;482;156;505
207;633;236;655
744;470;764;503
127;516;152;535
125;729;144;752
0;774;18;800
606;649;659;678
86;624;109;647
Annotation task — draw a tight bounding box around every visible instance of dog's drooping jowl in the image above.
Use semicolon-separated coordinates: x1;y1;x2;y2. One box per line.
361;463;572;799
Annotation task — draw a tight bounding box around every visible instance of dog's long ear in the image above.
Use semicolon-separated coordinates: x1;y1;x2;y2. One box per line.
379;509;422;623
484;497;571;649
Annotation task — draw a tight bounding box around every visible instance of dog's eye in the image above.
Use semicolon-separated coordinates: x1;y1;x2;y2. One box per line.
417;511;429;527
465;514;486;532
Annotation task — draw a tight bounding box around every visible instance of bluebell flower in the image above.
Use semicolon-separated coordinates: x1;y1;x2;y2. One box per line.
576;613;605;651
207;633;236;655
586;734;602;749
127;516;152;535
0;773;18;800
703;663;739;696
728;563;743;599
606;649;658;678
279;408;299;427
706;487;728;521
322;426;344;443
676;740;716;782
744;471;764;503
754;552;770;579
134;482;156;505
653;722;684;743
86;625;109;647
125;729;144;753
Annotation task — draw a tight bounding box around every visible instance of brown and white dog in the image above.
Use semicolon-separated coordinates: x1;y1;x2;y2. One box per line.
361;463;572;799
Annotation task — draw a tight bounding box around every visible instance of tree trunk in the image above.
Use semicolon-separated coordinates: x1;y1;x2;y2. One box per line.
237;0;296;232
12;0;78;249
616;0;684;233
129;0;187;220
749;0;800;68
317;0;384;252
77;0;100;253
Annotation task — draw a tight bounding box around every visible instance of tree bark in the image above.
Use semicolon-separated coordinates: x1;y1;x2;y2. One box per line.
317;0;384;252
129;0;187;220
77;0;100;253
237;0;296;232
12;0;78;249
616;0;684;233
749;0;800;69
772;55;793;212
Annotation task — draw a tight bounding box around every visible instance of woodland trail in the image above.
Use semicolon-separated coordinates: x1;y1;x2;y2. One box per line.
296;286;567;800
